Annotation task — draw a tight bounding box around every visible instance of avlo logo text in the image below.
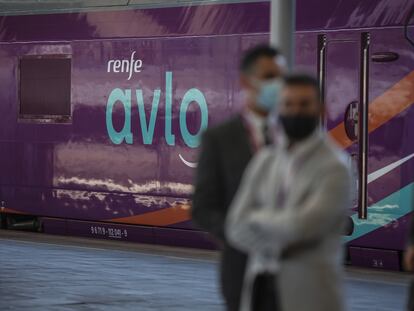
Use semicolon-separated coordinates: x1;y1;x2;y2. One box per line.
106;71;208;149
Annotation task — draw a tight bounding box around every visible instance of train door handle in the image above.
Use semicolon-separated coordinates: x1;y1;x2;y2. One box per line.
345;101;359;141
350;153;359;205
371;52;399;63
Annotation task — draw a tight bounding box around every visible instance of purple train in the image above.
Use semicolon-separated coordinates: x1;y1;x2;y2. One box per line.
0;0;413;270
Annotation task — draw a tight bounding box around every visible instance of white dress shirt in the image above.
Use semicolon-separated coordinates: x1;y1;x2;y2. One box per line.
243;109;269;149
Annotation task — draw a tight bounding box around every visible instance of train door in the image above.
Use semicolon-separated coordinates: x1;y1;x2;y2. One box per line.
318;33;370;220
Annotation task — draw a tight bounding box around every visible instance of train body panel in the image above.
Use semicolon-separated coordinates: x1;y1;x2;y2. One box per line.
0;3;269;233
296;0;414;268
2;0;414;266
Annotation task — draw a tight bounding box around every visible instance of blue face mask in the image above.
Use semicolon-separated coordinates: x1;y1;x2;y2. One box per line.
256;79;283;112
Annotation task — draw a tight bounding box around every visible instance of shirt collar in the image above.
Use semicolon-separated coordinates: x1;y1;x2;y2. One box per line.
279;129;323;160
243;108;267;129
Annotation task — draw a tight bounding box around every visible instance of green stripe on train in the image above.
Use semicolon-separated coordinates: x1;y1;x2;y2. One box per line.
344;182;414;243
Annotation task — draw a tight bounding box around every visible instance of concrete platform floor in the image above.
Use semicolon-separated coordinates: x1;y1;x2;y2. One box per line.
0;230;411;311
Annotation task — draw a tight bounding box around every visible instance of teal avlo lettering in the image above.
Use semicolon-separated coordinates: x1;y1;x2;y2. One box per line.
106;71;208;148
180;88;208;148
106;88;133;145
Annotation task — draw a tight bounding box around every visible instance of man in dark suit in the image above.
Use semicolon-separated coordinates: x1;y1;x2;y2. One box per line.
192;45;285;311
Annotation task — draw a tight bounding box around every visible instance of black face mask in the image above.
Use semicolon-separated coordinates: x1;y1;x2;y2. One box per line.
279;115;319;141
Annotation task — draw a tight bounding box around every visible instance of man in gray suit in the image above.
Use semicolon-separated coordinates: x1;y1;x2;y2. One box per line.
227;74;351;311
191;45;285;311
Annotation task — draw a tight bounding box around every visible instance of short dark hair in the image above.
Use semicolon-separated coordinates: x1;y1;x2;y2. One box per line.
284;73;321;101
240;44;280;73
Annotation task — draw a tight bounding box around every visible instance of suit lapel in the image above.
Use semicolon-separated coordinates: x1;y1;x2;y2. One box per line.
232;115;254;160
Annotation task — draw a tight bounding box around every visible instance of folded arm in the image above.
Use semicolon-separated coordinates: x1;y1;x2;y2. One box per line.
245;163;351;252
225;150;274;252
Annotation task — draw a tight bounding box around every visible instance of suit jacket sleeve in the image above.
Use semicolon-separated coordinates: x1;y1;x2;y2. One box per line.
247;161;351;252
191;131;226;240
225;150;271;252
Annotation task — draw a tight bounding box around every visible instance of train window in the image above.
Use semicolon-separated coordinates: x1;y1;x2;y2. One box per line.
19;55;71;122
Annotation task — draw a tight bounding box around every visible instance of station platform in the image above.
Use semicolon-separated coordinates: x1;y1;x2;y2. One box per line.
0;230;411;311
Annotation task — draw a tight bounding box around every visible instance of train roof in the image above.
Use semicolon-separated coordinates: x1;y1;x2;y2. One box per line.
296;0;414;31
0;0;264;15
0;1;270;42
0;0;413;43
